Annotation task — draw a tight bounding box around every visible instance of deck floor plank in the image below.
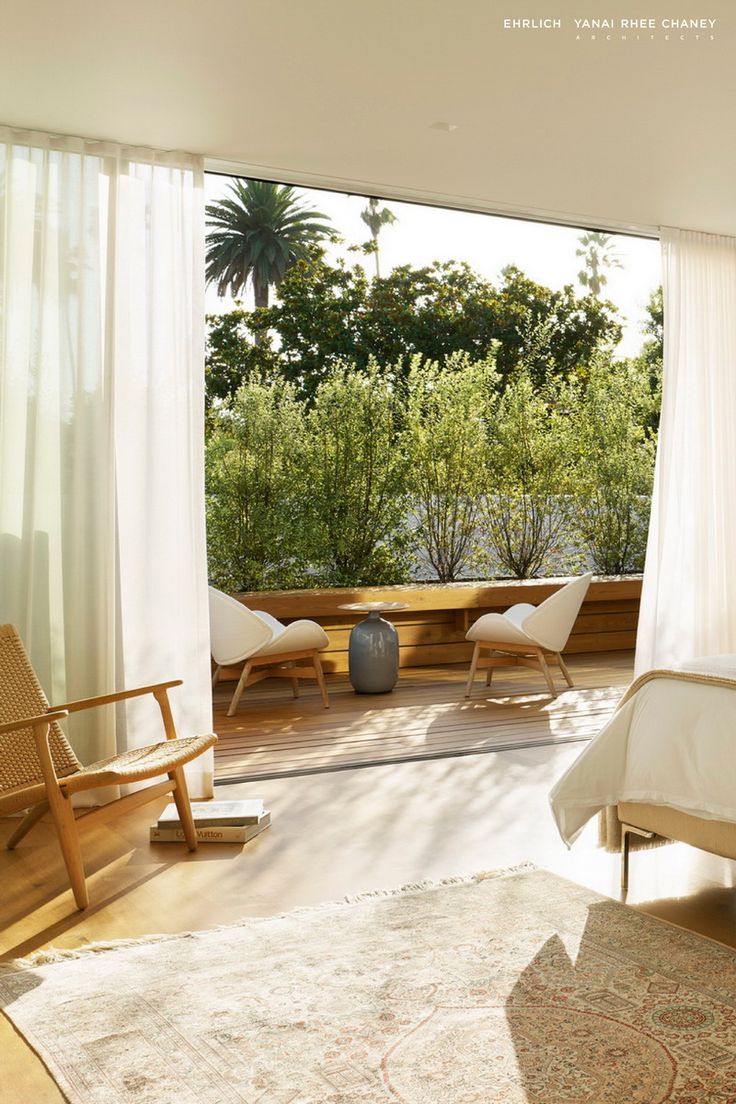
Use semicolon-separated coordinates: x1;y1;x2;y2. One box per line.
214;651;633;782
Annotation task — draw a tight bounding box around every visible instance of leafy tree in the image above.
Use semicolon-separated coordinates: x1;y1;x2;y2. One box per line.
242;258;620;400
205;179;333;307
482;372;576;578
576;231;622;297
571;360;656;574
491;266;621;388
304;363;410;585
360;197;397;277
624;285;663;434
247;255;370;398
639;285;664;370
205;377;308;591
205;310;278;408
405;353;498;581
644;285;663;343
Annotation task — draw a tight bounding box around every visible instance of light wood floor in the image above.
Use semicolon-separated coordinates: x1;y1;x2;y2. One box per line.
3;651;736;1104
214;652;633;781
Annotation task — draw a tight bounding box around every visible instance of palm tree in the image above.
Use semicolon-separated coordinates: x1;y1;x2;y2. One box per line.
360;197;397;278
576;231;622;297
206;179;332;308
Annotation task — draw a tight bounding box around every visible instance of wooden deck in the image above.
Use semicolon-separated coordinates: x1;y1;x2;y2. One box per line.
213;651;634;783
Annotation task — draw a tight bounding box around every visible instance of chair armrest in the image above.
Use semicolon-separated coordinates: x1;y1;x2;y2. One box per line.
51;680;183;714
0;710;69;736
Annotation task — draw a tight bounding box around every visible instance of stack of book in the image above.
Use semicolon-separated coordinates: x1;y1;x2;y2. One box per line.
149;799;270;844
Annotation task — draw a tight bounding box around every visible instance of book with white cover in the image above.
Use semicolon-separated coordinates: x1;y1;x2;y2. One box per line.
157;799;264;829
150;812;271;844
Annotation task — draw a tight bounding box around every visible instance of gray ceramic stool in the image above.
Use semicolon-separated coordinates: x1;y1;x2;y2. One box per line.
338;602;409;693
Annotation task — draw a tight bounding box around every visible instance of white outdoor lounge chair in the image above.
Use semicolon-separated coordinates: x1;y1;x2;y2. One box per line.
208;587;330;715
464;573;593;699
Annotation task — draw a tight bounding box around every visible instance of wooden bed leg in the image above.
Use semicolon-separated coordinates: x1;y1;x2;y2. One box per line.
621;825;631;891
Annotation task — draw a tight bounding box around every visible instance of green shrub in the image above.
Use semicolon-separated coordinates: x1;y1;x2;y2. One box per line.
572;359;656;574
205;377;308;591
303;362;411;585
405;353;498;581
482;371;577;578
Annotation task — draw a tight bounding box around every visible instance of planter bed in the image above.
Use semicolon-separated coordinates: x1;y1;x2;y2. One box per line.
232;576;641;675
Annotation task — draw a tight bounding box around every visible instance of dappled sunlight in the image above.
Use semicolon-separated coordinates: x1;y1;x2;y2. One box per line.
212;655;629;784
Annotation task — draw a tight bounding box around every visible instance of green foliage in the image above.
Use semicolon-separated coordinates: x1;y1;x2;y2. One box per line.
405;353;498;582
206;179;333;306
571;360;656;574
482;372;577;578
303;364;411;585
234;257;620;402
205;311;279;408
205;377;308;591
204;358;660;589
643;285;663;357
248;256;370;398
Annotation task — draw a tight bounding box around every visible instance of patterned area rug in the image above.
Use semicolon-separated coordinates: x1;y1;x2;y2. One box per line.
2;867;736;1103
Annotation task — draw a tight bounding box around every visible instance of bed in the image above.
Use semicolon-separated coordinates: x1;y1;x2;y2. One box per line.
549;656;736;887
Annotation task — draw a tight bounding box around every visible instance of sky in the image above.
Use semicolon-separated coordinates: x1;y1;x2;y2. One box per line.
204;174;662;359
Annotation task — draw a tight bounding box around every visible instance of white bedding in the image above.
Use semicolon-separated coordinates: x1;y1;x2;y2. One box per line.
549;655;736;846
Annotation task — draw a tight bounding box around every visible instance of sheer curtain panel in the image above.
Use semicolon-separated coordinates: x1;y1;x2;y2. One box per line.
0;127;213;796
636;227;736;674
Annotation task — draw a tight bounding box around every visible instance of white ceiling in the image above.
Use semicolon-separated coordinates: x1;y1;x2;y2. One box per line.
1;0;734;234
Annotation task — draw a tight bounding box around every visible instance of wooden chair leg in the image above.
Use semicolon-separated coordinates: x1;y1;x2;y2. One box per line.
169;766;197;851
465;642;482;698
6;800;49;850
536;649;557;698
289;661;300;699
485;664;493;687
227;659;253;717
212;664;222;689
46;787;88;910
313;652;330;709
556;652;574;688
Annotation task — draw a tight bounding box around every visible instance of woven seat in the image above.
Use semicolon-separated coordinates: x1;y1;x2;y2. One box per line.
62;734;217;793
0;624;217;909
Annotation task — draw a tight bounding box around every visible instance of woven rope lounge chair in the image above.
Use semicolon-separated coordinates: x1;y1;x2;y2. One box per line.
0;624;217;909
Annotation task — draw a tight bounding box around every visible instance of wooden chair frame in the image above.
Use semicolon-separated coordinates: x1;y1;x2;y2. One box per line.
2;680;210;910
464;640;574;699
213;649;329;716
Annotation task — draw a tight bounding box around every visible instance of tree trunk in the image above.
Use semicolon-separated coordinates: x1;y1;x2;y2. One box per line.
373;231;381;279
253;277;269;346
254;278;269;309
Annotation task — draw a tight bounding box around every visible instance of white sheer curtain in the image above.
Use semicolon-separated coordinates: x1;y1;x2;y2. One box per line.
0;127;213;796
635;227;736;674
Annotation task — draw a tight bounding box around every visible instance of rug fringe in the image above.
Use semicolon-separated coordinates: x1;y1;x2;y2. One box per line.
0;863;537;974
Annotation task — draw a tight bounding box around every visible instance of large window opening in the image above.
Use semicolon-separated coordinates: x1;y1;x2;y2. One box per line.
203;174;662;592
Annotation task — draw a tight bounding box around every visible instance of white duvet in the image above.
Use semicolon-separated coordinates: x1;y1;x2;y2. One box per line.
549;655;736;846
